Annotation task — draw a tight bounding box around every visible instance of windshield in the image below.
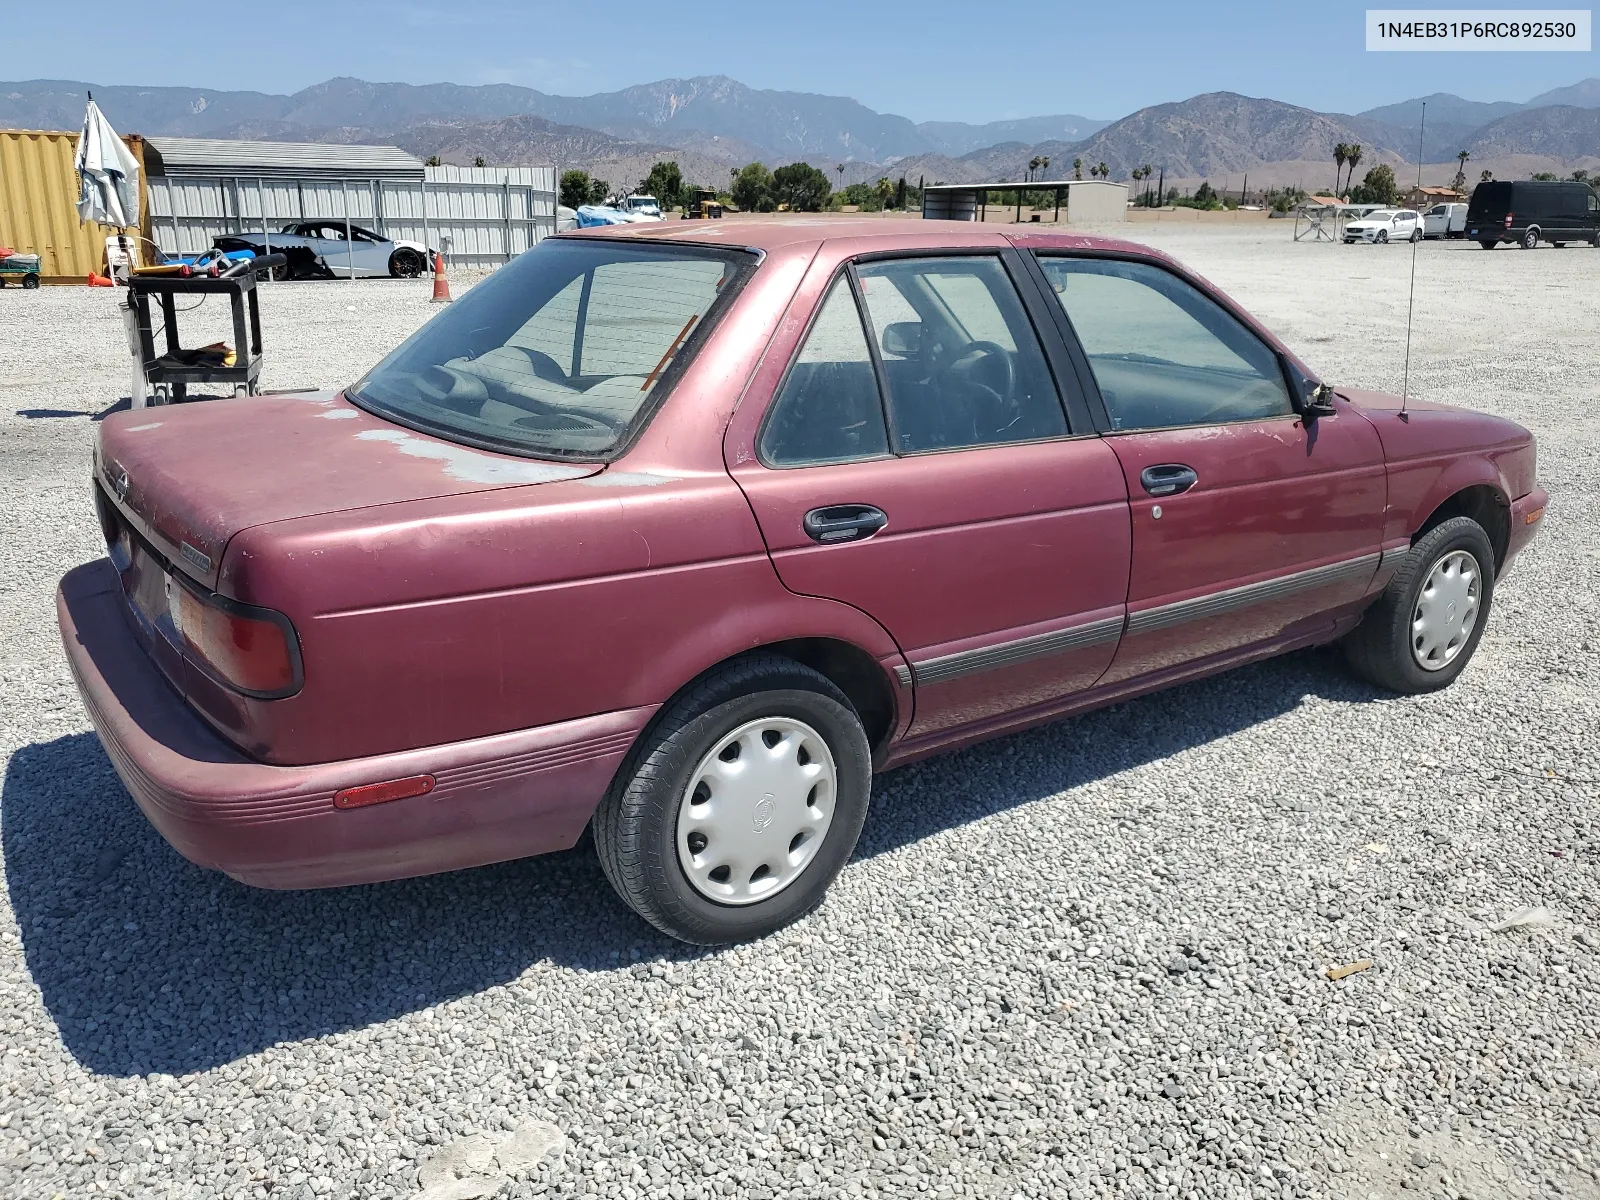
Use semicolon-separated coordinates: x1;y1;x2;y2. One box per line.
349;238;755;459
1366;211;1398;221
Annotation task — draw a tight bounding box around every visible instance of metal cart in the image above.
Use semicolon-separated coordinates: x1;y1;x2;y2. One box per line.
125;254;284;403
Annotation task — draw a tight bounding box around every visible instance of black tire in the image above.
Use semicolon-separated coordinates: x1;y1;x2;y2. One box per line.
593;655;872;945
1377;230;1389;244
1479;240;1497;250
1520;227;1540;249
1553;242;1567;249
389;248;426;279
1342;516;1496;694
1410;229;1421;243
21;274;39;290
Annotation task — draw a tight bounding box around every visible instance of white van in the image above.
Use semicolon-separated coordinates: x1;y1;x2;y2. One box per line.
1423;203;1467;240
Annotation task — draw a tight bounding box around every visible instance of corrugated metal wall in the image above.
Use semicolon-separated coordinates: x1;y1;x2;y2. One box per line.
0;130;150;280
147;166;556;268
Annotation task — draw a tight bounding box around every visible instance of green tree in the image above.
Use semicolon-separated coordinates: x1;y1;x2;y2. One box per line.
1570;169;1590;183
424;154;442;167
643;160;685;207
731;162;774;212
1072;157;1083;181
1530;171;1558;181
559;170;592;209
874;177;895;209
772;162;831;211
1333;143;1349;195
473;155;487;168
894;176;908;209
1348;163;1397;205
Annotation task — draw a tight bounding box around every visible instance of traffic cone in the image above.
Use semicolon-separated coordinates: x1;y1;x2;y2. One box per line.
87;272;115;287
429;252;451;303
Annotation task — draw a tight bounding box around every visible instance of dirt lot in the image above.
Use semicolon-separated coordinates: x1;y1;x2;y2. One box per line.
0;224;1596;1200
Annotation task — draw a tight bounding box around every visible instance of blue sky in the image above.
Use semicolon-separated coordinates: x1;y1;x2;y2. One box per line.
16;0;1598;121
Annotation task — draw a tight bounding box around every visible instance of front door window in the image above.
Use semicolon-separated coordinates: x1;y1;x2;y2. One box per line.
1036;257;1293;431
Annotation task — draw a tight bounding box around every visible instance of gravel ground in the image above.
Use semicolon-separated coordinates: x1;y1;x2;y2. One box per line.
0;229;1596;1200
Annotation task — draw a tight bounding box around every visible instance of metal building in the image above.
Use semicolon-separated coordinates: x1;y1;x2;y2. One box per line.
144;138;557;268
923;179;1129;224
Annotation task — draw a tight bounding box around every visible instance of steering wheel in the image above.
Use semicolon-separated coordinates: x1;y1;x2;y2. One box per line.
942;340;1016;402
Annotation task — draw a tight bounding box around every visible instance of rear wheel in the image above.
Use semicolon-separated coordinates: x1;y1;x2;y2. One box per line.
1520;227;1540;249
1342;516;1496;694
389;248;426;278
1479;240;1497;250
1553;242;1567;249
593;655;873;945
1410;228;1421;243
21;274;39;290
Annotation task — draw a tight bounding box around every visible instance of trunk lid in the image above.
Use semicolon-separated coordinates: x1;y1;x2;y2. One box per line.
95;391;600;588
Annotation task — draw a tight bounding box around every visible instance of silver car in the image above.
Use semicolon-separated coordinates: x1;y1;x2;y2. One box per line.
216;222;433;280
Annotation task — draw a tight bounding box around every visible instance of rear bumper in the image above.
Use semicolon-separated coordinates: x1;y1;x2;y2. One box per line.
57;560;653;889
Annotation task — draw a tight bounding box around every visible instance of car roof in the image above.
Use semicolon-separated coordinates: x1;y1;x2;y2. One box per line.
559;216;1163;260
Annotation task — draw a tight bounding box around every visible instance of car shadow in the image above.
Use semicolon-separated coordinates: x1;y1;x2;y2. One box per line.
3;648;1386;1076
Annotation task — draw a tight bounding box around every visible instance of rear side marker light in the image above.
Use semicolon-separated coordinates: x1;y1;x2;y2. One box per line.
1525;506;1545;525
334;775;436;810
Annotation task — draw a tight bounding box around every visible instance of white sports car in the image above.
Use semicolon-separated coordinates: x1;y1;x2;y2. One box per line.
1343;209;1421;245
214;222;434;280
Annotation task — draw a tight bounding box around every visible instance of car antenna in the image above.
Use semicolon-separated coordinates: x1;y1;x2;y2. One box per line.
1399;101;1425;423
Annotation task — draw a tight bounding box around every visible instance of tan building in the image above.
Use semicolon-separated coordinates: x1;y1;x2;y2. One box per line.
1405;185;1466;209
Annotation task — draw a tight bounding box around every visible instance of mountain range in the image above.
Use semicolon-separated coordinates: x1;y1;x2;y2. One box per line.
3;74;1598;195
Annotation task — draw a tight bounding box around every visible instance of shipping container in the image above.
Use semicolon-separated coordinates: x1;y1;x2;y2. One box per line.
0;129;150;282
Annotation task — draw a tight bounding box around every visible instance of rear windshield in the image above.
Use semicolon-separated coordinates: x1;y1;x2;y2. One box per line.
349;238;755;459
1467;183;1511;219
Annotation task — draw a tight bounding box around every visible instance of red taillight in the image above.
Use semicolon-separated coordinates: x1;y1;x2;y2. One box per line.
1504;213;1514;227
173;584;299;697
334;775;435;810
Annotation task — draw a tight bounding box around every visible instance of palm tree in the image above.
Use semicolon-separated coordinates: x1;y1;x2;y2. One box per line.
1073;156;1083;181
1097;161;1109;180
835;164;845;193
1040;155;1051;178
1452;149;1469;192
1027;155;1042;183
1346;144;1363;194
1333;143;1349;196
1480;169;1493;182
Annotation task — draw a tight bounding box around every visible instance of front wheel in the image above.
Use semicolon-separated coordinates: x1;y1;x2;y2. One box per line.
1377;230;1389;244
593;655;873;944
1342;516;1496;694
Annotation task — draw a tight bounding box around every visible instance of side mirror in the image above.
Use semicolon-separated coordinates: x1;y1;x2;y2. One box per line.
881;322;922;357
1287;363;1337;418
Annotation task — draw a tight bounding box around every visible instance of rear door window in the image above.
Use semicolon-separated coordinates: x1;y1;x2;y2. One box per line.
759;280;889;466
853;257;1067;454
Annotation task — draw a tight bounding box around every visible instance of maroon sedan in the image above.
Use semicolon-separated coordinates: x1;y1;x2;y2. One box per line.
58;220;1547;944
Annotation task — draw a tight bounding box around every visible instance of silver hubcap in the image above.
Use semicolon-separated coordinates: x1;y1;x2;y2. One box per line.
676;717;837;905
1411;549;1481;671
